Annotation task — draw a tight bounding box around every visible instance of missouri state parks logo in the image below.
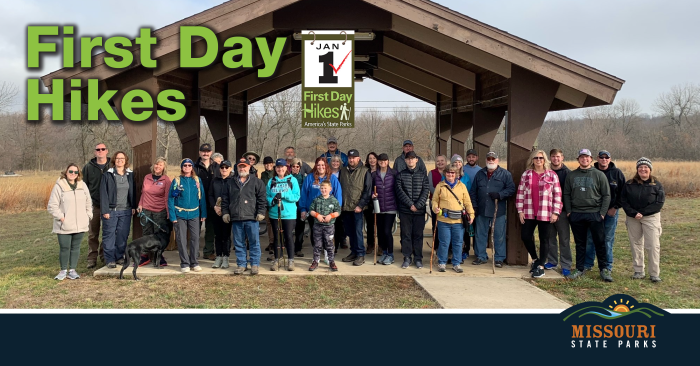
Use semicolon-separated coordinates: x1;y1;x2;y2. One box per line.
561;294;669;349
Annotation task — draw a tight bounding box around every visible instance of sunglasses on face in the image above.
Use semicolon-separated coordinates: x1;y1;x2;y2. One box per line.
95;148;106;151
220;166;231;170
599;156;610;159
67;170;79;174
533;157;545;160
445;172;456;175
182;164;192;167
486;158;496;161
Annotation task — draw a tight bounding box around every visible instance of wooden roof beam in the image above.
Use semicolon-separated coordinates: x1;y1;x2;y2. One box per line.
246;69;301;103
371;69;436;104
377;54;452;96
382;36;475;90
227;54;301;97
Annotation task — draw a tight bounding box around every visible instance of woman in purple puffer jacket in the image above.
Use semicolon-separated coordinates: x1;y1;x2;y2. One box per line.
372;153;398;265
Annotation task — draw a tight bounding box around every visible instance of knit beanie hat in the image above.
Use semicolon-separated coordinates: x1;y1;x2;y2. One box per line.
451;154;463;164
181;158;194;168
636;157;652;170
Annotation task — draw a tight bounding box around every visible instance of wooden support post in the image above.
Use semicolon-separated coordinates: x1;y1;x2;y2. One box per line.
228;92;248;161
472;105;506;167
435;94;447;157
450;87;472;158
201;109;229;160
506;65;559;265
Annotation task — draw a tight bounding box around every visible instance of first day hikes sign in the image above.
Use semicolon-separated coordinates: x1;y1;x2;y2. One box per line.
302;31;354;128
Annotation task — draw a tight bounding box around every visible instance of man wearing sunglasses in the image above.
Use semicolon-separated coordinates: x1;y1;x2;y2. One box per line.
82;143;110;268
583;150;626;274
194;143;220;260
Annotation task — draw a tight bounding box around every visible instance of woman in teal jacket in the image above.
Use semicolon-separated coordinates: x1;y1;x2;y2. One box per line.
168;158;207;273
267;159;301;271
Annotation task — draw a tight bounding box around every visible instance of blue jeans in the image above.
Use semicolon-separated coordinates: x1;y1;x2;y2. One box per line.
342;211;365;257
232;220;261;267
437;221;464;265
584;210;618;270
101;209;132;264
474;215;506;262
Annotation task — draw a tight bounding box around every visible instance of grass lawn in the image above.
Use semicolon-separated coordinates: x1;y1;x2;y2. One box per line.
0;212;438;309
531;198;700;309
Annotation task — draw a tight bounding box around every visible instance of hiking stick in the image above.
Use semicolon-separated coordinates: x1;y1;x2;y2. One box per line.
429;217;437;274
277;202;285;271
373;186;378;265
490;199;499;274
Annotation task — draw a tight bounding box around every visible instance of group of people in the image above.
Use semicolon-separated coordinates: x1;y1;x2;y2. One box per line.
47;138;665;283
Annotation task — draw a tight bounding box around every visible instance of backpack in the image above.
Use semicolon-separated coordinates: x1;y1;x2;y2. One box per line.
172;175;201;199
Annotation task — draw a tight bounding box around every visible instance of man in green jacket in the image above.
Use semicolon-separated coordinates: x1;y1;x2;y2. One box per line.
563;149;612;282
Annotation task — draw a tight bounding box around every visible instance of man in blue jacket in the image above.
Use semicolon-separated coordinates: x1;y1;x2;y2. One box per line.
469;151;516;267
320;137;348;167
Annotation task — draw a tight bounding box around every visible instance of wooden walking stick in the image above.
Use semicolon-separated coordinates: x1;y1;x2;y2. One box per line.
429;214;438;274
373;186;378;265
490;199;499;274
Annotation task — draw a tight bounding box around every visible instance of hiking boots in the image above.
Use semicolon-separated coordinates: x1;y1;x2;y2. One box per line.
221;256;229;269
600;269;613;282
329;261;338;272
566;269;584;280
207;253;217;260
295;251;304;257
270;260;278;271
107;262;117;269
632;272;645;279
87;260;96;269
494;261;503;268
309;261;319;271
650;276;662;283
287;259;295;271
366;245;374;254
191;266;202;272
438;264;446;272
233;267;246;275
181;267;190;273
472;258;487;265
532;266;545;278
342;253;358;263
453;264;463;273
353;256;365;266
212;256;223;268
251;265;259;275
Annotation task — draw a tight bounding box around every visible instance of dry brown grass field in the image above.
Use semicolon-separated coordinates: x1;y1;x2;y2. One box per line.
1;160;697;213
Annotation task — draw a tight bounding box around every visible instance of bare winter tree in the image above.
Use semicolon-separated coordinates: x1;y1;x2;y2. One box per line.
654;83;700;129
0;82;18;113
611;98;641;136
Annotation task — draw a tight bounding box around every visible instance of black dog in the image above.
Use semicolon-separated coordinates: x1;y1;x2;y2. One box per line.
119;228;171;280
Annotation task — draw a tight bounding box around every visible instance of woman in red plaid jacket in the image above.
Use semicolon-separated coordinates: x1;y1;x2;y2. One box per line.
516;149;562;278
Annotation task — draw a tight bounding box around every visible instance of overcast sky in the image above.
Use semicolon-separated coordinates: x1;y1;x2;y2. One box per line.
1;0;698;114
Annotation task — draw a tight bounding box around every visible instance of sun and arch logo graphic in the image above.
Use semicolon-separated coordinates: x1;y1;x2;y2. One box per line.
561;294;669;349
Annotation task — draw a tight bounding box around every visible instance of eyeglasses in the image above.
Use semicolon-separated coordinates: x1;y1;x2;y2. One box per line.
182;164;192;167
220;166;231;170
445;172;456;175
599;156;610;160
67;170;79;174
247;157;256;161
533;157;545;160
95;148;106;151
115;158;126;161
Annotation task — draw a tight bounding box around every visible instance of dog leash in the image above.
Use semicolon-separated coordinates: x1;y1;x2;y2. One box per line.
137;211;167;233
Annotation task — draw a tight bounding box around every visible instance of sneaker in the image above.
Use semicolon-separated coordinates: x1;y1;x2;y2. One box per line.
377;248;383;256
212;256;223;268
462;252;468;261
251;265;259;275
107;262;117;269
181;267;190;273
324;251;329;265
632;272;645;279
295;251;304;258
353;256;365;266
116;258;124;265
221;256;229;269
329;261;338;272
415;260;423;269
191;266;202;272
309;261;319;271
270;260;278;271
600;269;613;282
438;264;446;272
529;262;538;273
287;259;295;271
472;258;487;265
453;264;463;273
401;257;411;269
159;256;168;267
650;276;662;283
342;253;358;263
566;269;583;280
87;260;96;269
54;270;67;281
583;267;592;273
378;254;387;264
138;255;151;267
561;268;571;277
383;255;395;265
494;261;503;268
532;266;545;278
544;262;557;270
366;246;374;254
233;267;246;275
67;269;80;280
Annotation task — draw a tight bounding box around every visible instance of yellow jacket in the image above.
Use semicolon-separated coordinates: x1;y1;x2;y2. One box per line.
432;180;475;224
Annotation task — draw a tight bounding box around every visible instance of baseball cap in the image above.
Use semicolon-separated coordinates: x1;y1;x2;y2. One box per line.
220;160;232;168
466;149;478;156
578;149;592;157
348;149;360;157
598;150;611;158
275;158;287;167
199;143;212;151
327;137;338;144
236;158;249;167
377;153;389;161
486;151;498;159
263;156;274;164
403;140;413;146
405;151;417;159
